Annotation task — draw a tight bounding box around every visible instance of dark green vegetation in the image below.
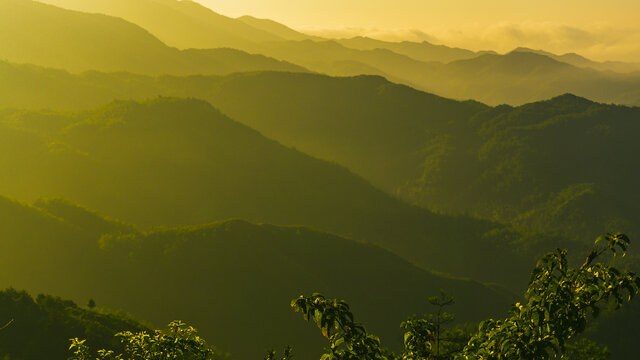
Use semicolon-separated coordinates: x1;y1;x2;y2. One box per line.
0;97;537;284
1;64;639;268
0;288;148;360
64;234;635;360
2;67;633;252
0;0;305;75
291;234;639;360
69;321;219;360
0;195;512;360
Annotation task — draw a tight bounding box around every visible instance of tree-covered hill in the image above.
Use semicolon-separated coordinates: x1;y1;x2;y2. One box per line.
418;52;640;106
0;67;488;191
1;66;637;251
0;195;514;360
0;289;148;360
400;94;640;243
0;97;533;284
0;0;305;75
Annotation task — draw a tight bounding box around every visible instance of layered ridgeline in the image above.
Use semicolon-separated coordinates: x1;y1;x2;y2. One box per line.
0;288;148;360
0;97;534;285
29;0;640;105
399;94;640;244
512;47;640;74
0;0;305;75
0;195;513;360
1;65;637;250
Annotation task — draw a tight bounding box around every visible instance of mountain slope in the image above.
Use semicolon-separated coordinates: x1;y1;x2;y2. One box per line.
512;47;640;73
2;64;637;253
0;195;514;360
0;288;148;360
336;37;478;63
0;97;532;284
399;94;640;243
411;52;640;105
181;72;488;191
0;0;305;75
237;15;322;41
41;0;285;49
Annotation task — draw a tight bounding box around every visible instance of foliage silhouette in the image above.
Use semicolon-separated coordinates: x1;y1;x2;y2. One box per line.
293;233;639;360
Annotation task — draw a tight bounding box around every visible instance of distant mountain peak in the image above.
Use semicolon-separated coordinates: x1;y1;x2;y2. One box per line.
546;93;594;105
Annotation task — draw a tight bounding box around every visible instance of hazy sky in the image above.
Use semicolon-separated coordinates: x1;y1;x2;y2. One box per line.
195;0;640;62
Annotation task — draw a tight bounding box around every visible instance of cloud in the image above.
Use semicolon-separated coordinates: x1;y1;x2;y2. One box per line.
426;22;640;63
301;22;640;63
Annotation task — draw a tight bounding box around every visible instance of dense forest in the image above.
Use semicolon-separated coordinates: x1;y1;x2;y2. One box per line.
1;0;639;359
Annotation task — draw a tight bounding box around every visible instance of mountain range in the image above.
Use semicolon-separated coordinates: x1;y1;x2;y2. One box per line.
0;97;538;285
0;0;305;75
1;62;637;255
1;1;640;359
0;195;514;359
5;0;637;106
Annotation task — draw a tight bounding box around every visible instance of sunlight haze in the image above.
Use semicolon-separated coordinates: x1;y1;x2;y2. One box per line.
195;0;640;61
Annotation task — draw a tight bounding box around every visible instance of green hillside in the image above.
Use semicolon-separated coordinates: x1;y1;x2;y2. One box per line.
399;94;640;243
0;0;305;75
0;97;534;284
0;64;484;190
2;64;637;248
0;195;513;360
0;289;148;360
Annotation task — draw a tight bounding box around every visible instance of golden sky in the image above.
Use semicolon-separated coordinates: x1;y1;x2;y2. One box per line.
196;0;640;62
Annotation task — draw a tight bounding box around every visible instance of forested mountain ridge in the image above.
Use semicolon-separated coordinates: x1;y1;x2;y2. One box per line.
399;94;640;244
13;0;640;106
0;97;534;285
0;0;306;75
0;194;514;360
512;47;640;73
1;64;637;251
0;66;487;190
0;288;149;360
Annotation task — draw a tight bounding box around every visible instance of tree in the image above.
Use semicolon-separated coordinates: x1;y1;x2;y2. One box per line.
460;233;639;360
401;291;470;360
290;293;395;360
69;321;216;360
264;345;294;360
293;233;639;360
